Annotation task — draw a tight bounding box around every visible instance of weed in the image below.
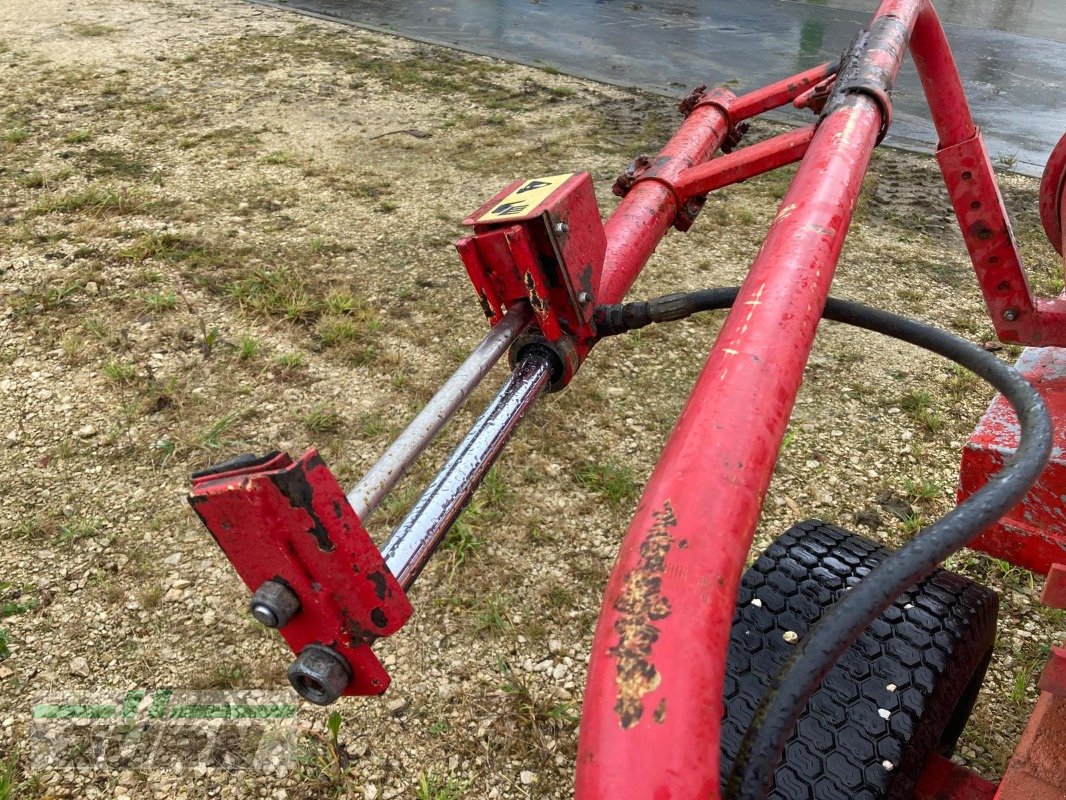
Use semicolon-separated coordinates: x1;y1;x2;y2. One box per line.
375;200;398;214
262;151;293;165
58;518;101;546
141;290;176;311
1;127;30;144
903;477;942;502
443;510;484;574
415;773;464;800
64;128;93;144
30;186;152;217
475;594;511;634
71;23;118;37
197;411;244;450
102;359;137;383
303;405;342;435
901;513;922;535
0;629;8;660
574;459;638;507
276;353;304;370
237;335;260;360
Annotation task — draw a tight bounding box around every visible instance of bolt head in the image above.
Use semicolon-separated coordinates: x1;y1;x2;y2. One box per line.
1004;308;1020;322
288;644;352;705
577;291;593;305
249;580;301;629
553;222;569;235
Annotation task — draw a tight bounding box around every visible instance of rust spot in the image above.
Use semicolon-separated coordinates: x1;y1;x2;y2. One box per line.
477;290;494;319
523;271;549;317
370;607;388;630
269;454;334;552
610;501;676;730
367;570;388;601
653;698;667;724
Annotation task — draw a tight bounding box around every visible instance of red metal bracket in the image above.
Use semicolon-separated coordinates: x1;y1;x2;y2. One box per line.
958;347;1066;575
1038;646;1066;697
188;450;412;696
914;753;997;800
456;172;606;348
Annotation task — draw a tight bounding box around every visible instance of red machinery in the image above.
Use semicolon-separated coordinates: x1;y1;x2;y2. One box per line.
188;0;1066;797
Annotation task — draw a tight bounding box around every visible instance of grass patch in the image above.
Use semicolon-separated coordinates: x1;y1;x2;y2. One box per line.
64;128;93;144
574;459;638;507
302;405;342;435
29;185;153;217
1;127;30;144
237;335;260;360
71;22;119;37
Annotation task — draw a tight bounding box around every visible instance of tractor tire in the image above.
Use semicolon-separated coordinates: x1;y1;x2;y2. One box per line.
720;520;998;800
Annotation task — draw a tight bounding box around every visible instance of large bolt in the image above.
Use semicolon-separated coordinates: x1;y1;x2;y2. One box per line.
249;580;300;629
1003;307;1020;322
288;644;352;705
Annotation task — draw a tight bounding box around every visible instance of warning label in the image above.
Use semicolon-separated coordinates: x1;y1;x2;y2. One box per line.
477;173;575;222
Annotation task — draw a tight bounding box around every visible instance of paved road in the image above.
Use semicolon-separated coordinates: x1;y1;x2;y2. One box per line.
253;0;1066;176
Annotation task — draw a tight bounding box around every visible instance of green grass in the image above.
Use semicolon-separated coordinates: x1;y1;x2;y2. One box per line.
0;629;9;660
63;128;93;144
102;358;137;383
899;389;945;433
29;185;152;217
903;477;942;502
276;353;304;370
197;411;243;450
237;335;260;360
1;127;29;144
141;289;176;311
574;459;638;507
415;773;464;800
302;405;342;435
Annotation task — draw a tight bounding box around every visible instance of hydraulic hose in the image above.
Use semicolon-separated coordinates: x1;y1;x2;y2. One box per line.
594;288;1052;800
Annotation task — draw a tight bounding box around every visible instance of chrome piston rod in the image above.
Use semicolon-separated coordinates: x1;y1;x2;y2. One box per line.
382;352;553;588
347;303;533;520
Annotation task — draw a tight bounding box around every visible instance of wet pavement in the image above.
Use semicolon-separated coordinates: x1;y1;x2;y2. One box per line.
252;0;1066;175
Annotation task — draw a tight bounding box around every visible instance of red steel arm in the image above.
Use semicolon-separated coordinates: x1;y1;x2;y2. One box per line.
912;3;1066;345
674;125;816;200
575;1;922;798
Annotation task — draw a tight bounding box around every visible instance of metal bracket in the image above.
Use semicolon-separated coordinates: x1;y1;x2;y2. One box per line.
189;450;412;698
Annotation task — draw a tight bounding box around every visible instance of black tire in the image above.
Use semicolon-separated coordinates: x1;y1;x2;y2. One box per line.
720;520;998;800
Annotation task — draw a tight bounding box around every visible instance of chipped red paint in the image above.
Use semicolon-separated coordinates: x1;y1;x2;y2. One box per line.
996;693;1066;800
959;347;1066;575
189;450;412;696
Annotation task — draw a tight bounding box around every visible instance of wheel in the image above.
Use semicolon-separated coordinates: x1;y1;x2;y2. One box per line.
720;520;998;800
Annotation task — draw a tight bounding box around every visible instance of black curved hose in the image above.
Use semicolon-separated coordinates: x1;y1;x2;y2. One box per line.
595;289;1052;800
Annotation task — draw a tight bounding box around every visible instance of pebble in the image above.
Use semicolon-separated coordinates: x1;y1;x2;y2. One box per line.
519;771;536;785
69;656;90;677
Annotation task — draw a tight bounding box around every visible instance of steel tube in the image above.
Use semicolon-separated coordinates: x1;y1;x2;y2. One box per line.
728;61;838;122
382;353;552;588
674;124;817;200
347;303;533;519
576;3;921;797
599;92;734;304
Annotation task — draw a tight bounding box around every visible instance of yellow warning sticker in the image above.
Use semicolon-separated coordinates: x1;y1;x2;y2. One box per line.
477;173;575;222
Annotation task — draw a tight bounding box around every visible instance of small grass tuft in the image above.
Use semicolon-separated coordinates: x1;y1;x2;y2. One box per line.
574;459;638;507
302;405;342;435
237;335;260;360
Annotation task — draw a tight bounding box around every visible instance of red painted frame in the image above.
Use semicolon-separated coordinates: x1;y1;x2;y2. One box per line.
574;1;1066;797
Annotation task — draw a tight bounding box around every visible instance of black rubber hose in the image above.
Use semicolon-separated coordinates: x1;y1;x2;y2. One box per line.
594;289;1052;800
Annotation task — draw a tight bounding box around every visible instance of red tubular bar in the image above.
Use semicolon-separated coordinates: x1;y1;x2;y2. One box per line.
674;125;817;200
911;2;1066;344
598;90;733;304
575;1;921;798
728;61;838;122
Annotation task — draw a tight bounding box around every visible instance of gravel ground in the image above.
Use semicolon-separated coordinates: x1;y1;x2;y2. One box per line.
1;0;1065;798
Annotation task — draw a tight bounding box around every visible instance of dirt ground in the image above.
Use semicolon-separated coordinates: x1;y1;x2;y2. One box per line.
1;0;1065;798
